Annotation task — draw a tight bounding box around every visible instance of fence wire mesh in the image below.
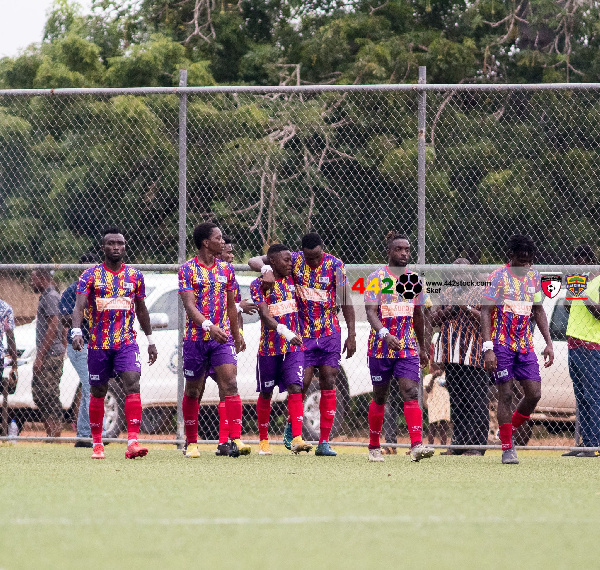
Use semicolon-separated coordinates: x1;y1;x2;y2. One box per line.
1;80;598;452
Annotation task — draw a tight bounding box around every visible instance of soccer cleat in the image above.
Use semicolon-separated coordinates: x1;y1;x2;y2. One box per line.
502;446;519;464
91;444;105;459
215;442;230;456
283;422;293;451
410;443;435;463
561;449;581;457
184;442;201;458
315;441;336;456
576;450;597;457
231;439;251;456
259;440;273;455
291;436;312;454
368;447;385;462
125;441;148;459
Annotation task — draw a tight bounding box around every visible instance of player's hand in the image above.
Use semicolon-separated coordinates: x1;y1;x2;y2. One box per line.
234;334;246;353
343;334;356;358
384;334;402;352
239;299;258;314
33;356;43;376
148;344;158;366
72;336;84;351
261;271;275;293
419;347;429;368
210;326;229;344
542;343;554;368
483;349;497;372
290;335;303;346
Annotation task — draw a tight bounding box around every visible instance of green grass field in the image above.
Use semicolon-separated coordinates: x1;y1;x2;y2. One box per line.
0;443;598;570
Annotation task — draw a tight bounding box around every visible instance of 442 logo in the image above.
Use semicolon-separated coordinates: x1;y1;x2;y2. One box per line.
351;274;423;301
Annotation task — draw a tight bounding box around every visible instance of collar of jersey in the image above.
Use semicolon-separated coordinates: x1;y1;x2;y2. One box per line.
505;263;530;281
194;256;217;270
102;262;124;275
384;265;408;280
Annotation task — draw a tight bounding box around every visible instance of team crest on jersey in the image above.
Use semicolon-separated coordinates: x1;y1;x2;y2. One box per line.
318;277;330;284
122;282;134;290
541;274;562;299
566;274;588;300
217;275;227;283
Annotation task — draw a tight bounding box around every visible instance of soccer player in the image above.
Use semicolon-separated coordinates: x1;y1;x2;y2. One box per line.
250;244;312;455
481;234;554;465
249;232;356;456
179;222;249;458
364;231;434;463
72;227;158;460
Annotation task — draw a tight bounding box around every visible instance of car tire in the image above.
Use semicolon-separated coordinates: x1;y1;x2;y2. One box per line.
103;379;126;439
302;369;350;441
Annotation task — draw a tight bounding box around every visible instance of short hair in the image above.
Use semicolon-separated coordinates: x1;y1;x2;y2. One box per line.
385;230;409;249
102;226;123;244
574;244;597;264
223;234;233;245
506;234;536;257
33;268;53;280
301;232;323;250
193;222;219;250
267;243;289;257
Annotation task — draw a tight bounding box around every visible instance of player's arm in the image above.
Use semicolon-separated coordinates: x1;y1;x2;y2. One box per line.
34;314;60;375
480;304;497;372
6;328;18;379
71;293;89;351
135;297;158;365
413;306;429;367
227;290;245;353
532;303;554;368
248;255;274;291
179;290;228;344
256;303;302;346
365;303;402;352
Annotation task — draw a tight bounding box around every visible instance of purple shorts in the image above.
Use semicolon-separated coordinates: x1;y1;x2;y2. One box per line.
256;351;304;394
493;344;541;384
368;355;421;385
303;331;342;369
183;337;237;380
87;344;141;386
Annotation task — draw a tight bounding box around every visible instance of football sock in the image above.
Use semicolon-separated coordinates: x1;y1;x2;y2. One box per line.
288;392;305;424
225;394;243;439
288;393;304;438
182;393;200;444
257;395;272;441
499;422;513;450
512;411;530;430
368;400;385;449
124;393;142;442
404;400;423;447
218;401;229;444
319;389;336;444
89;396;105;445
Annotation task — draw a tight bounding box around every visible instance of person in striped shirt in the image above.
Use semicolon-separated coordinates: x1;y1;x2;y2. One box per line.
364;231;434;463
250;244;312;455
249;232;356;457
72;227;158;460
179;222;248;458
481;234;554;465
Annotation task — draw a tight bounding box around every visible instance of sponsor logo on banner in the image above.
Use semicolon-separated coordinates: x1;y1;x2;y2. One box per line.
380;302;415;318
96;297;133;311
541;274;562;299
566;274;588;300
503;299;533;316
268;298;298;317
296;285;328;303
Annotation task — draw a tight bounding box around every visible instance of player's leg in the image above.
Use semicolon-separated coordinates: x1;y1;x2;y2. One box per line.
87;348;113;459
493;346;520;464
315;365;338;455
438;420;449;446
367;357;393;462
284;352;311;454
256;354;277;455
281;362;314;451
216;392;230;456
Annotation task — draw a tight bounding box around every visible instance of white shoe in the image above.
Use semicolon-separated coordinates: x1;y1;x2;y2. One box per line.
368;448;385;462
410;443;435;462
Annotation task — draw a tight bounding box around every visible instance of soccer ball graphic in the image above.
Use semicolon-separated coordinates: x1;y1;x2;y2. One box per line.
396;273;423;300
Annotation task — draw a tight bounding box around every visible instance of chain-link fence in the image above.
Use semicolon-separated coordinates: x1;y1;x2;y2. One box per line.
2;73;599;452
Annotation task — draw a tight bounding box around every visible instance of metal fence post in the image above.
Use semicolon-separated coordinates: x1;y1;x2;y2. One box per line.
177;69;187;444
417;66;426;265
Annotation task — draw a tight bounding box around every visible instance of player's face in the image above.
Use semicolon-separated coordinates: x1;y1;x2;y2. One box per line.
388;239;410;267
221;243;234;263
30;271;46;293
509;248;534;276
204;227;225;256
270;250;292;277
303;246;323;269
103;234;126;263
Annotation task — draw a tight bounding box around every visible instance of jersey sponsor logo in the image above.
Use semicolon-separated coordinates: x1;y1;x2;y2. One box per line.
318;277;330;284
380;302;415;318
502;299;532;316
268;298;298;317
96;297;133;311
295;285;328;303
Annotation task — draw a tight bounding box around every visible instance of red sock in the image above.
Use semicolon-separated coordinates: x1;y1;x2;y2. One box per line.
288;393;303;438
124;393;142;442
182;393;199;444
404;400;423;448
288;393;305;424
319;389;336;444
225;394;243;439
257;395;271;441
499;422;513;450
368;400;385;449
512;411;530;430
218;401;229;444
89;395;105;445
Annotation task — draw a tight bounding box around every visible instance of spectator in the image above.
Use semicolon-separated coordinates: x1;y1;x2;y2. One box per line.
60;253;99;448
424;366;450;447
431;258;489;455
564;245;600;457
1;299;18;435
31;269;66;438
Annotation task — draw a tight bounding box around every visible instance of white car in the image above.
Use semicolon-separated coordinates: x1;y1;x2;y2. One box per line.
2;274;374;439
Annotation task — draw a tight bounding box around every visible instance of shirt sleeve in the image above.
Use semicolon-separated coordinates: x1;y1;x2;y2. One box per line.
135;272;146;299
44;291;62;317
3;305;15;331
250;280;265;306
76;269;93;296
532;271;542;304
336;259;348;288
226;264;235;292
59;284;76;315
483;270;503;302
364;272;381;305
178;264;193;293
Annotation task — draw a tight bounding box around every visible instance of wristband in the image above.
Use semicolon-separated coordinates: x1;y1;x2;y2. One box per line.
71;328;83;339
276;323;297;342
235;302;243;313
202;320;214;332
239;329;244;336
377;327;390;339
146;334;155;345
261;265;273;275
482;340;494;352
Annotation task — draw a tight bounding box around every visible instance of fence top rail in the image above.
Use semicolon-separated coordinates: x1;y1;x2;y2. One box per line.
2;83;600;97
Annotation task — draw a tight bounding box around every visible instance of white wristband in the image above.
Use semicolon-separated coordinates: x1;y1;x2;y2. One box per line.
146;334;155;345
276;323;297;341
377;327;390;339
235;302;243;313
261;265;273;275
202;320;214;332
482;341;494;352
71;328;82;339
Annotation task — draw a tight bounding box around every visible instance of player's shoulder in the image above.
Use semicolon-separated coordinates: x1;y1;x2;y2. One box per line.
324;252;345;267
250;276;262;290
367;266;386;281
0;299;12;315
123;264;144;278
80;264;101;279
217;260;235;274
489;264;509;279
